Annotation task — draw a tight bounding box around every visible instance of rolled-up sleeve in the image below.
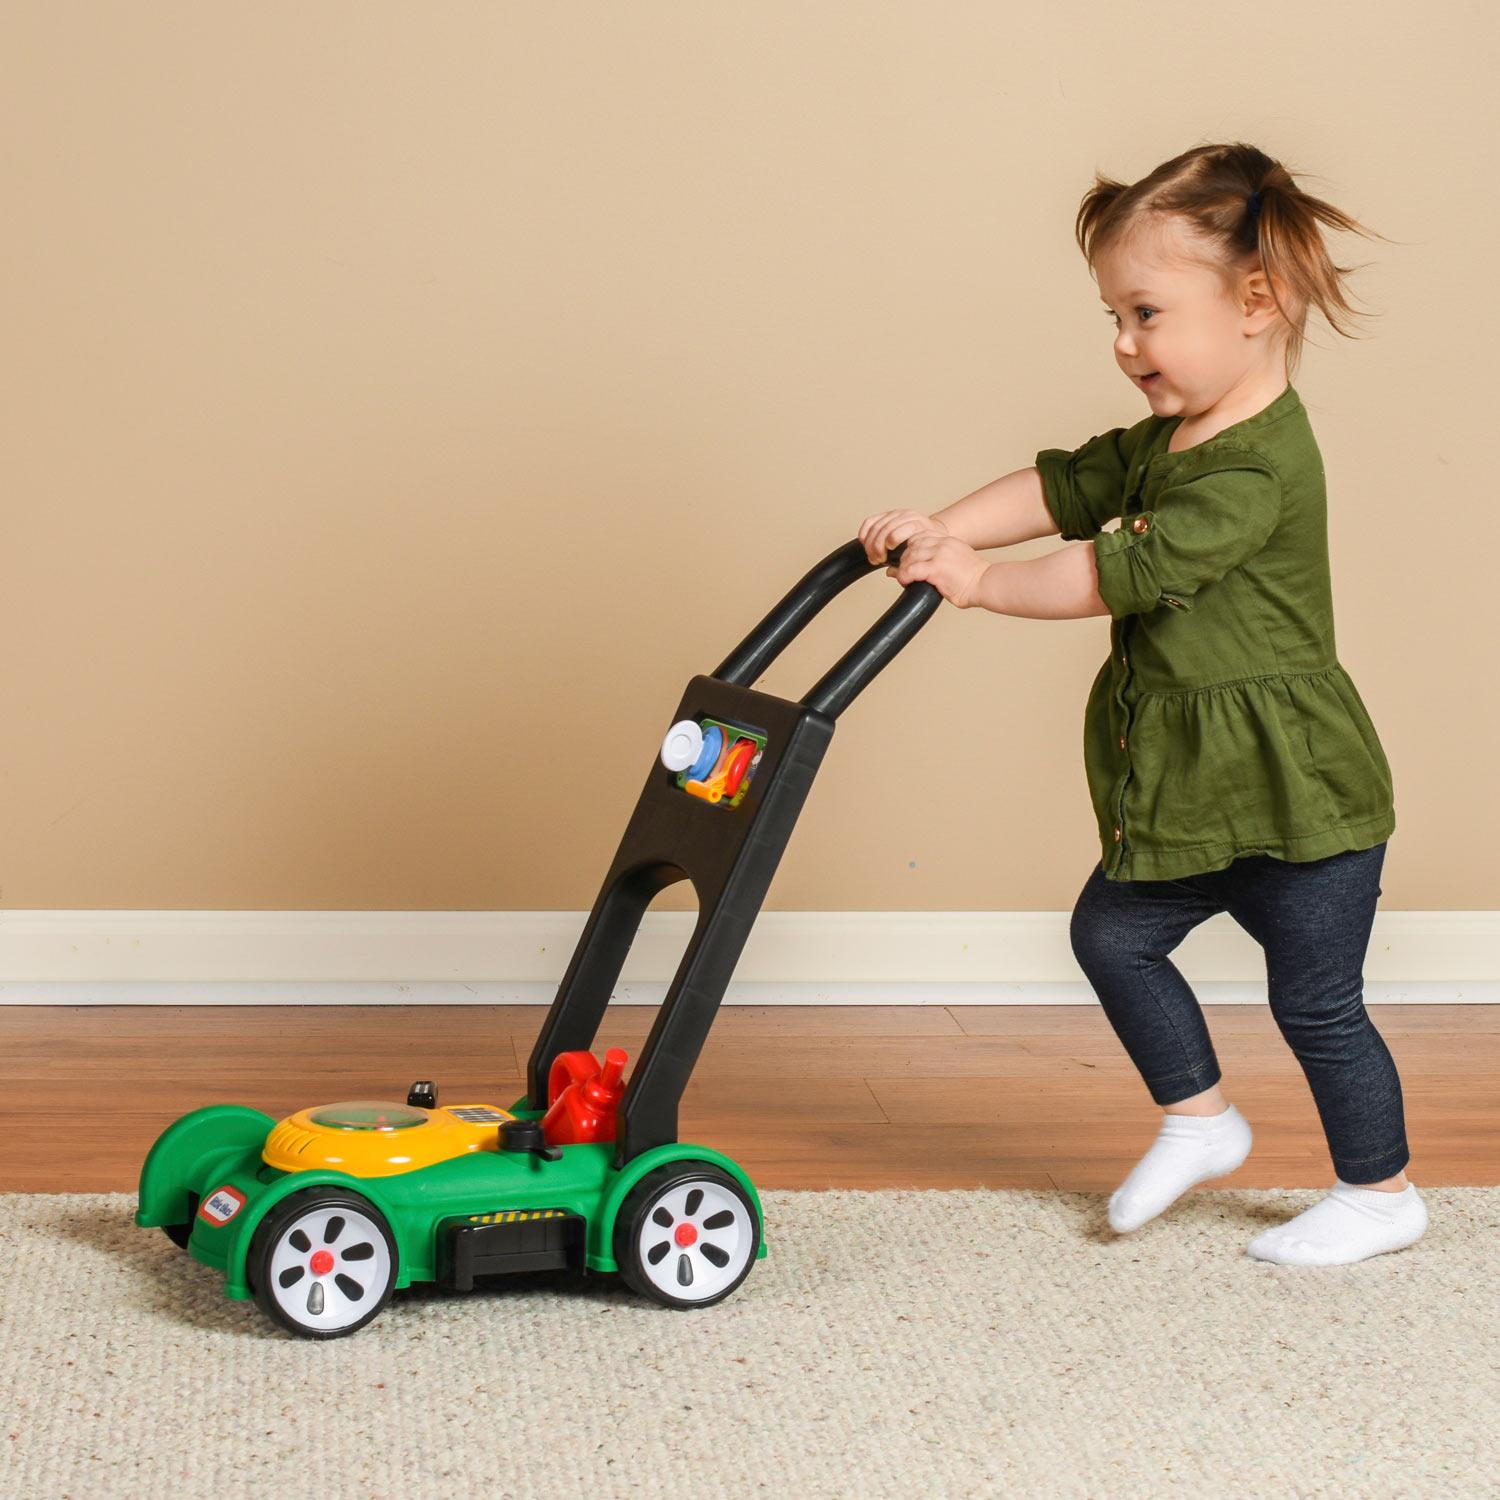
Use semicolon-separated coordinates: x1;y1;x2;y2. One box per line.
1091;446;1282;619
1034;426;1137;541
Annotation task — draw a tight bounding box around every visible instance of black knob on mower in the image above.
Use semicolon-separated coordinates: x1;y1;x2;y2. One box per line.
407;1081;438;1109
500;1118;563;1162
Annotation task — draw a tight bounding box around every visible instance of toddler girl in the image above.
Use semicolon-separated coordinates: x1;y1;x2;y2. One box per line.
859;142;1426;1266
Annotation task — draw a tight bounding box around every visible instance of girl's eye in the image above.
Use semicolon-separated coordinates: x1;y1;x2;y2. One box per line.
1105;307;1156;325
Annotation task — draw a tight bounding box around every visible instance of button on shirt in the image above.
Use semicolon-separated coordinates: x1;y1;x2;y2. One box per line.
1034;382;1395;882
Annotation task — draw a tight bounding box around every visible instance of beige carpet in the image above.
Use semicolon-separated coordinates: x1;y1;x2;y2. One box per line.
1;1188;1496;1498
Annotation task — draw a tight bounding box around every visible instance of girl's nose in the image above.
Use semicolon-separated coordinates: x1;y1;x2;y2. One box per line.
1114;330;1138;358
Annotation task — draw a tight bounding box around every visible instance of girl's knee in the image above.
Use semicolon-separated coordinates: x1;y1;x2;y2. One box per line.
1270;989;1373;1038
1069;893;1122;976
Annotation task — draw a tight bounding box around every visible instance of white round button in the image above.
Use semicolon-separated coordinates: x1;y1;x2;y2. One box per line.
660;719;704;773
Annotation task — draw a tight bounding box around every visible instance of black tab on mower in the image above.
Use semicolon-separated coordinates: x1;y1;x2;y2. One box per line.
440;1210;586;1291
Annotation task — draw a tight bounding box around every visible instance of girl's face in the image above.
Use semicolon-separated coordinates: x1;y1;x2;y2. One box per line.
1094;217;1283;419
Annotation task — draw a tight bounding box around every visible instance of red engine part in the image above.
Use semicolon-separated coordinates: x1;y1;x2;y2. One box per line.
722;738;755;798
541;1046;629;1145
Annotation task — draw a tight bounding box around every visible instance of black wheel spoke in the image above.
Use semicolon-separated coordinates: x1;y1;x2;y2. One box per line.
700;1242;730;1269
307;1281;325;1316
685;1188;703;1216
278;1265;306;1289
334;1274;365;1302
324;1215;345;1244
646;1240;671;1265
651;1206;674;1228
676;1253;694;1286
290;1229;312;1253
342;1242;374;1261
702;1209;734;1230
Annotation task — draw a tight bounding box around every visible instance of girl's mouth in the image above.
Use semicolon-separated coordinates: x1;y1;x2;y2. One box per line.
1139;372;1160;385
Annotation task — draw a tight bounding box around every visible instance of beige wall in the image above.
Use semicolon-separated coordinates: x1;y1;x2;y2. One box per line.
2;2;1492;913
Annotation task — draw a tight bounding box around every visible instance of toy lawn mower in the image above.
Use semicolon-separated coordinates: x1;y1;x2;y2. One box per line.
135;538;939;1337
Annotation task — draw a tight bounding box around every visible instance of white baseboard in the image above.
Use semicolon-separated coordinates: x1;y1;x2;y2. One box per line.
1;979;1495;1006
1;910;1497;1003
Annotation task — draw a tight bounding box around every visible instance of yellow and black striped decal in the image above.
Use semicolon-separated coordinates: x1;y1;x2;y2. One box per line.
466;1209;569;1225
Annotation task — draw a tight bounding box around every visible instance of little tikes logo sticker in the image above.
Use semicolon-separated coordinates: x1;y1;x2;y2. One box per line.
197;1186;247;1225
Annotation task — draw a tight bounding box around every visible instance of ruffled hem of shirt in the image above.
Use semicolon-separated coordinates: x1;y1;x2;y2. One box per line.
1091;664;1396;882
1100;809;1396;883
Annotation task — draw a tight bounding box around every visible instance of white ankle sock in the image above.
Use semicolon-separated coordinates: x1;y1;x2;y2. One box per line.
1246;1180;1428;1266
1107;1103;1253;1233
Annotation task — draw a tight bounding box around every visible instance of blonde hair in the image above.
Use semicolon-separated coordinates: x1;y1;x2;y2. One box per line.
1074;142;1390;379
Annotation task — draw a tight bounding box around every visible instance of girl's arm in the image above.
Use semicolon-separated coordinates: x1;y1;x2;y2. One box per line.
970;544;1112;620
932;466;1059;549
932;465;1112;619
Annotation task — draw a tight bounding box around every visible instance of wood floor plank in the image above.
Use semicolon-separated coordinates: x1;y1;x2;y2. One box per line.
946;1002;1500;1034
4;1004;1495;1191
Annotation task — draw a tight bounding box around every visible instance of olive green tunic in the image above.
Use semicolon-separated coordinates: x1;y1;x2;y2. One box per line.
1034;382;1395;882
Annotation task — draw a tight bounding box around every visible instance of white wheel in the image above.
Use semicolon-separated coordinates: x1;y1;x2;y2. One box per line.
616;1164;759;1307
249;1190;397;1338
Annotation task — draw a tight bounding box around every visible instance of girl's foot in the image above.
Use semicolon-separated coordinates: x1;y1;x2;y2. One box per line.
1246;1180;1428;1266
1107;1103;1253;1233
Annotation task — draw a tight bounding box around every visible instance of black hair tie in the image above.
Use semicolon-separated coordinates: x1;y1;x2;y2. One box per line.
1246;189;1264;219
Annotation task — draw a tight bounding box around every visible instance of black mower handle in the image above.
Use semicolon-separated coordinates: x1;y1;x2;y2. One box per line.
711;538;942;721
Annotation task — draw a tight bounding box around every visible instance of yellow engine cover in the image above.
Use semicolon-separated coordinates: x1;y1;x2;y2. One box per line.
262;1100;517;1178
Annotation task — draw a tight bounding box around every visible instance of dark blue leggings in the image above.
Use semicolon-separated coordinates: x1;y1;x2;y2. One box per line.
1068;842;1409;1185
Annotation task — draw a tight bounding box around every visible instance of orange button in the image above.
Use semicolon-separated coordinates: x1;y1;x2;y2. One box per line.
1119;735;1126;749
1113;826;1121;842
1131;516;1150;534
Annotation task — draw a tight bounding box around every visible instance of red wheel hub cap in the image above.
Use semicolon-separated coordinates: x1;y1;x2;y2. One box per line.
309;1249;335;1275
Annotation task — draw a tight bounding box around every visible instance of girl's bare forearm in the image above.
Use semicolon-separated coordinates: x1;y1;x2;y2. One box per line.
932;466;1057;549
971;543;1112;620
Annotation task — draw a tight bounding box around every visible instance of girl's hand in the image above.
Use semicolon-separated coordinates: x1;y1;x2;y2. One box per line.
886;531;989;610
859;508;950;565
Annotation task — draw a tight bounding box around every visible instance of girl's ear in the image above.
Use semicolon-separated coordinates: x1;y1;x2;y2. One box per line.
1239;266;1288;336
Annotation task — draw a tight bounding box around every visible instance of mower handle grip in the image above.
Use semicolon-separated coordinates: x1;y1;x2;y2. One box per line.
711;538;943;721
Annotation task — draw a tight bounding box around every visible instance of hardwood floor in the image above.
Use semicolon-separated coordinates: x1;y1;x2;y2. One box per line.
3;1004;1496;1192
